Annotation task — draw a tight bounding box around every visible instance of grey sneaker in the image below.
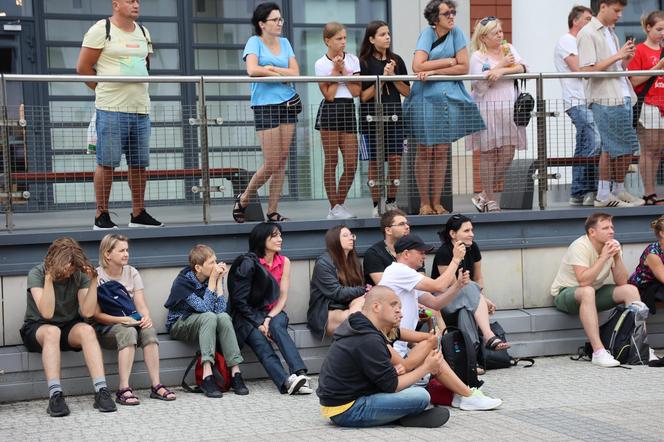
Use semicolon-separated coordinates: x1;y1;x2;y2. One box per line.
569;195;584;206
285;374;307;395
582;192;596;206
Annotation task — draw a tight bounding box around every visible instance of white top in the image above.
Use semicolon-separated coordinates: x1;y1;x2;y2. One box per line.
379;262;425;356
554;33;586;109
96;265;144;298
314;52;361;99
602;27;631;98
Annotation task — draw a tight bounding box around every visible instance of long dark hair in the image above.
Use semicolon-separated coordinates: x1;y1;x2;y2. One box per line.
249;222;283;258
359;20;397;65
325;225;363;287
438;214;471;245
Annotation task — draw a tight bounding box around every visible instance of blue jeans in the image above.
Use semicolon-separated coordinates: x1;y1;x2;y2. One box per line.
330;387;431;428
567;105;599;197
243;311;306;392
96;109;151;168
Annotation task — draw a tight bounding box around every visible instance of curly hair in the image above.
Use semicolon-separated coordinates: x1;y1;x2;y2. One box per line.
44;237;96;281
651;215;664;239
423;0;457;26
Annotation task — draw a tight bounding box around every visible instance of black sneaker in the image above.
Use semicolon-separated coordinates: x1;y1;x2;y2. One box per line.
93;211;118;230
128;209;164;228
230;372;249;396
47;391;70;417
200;375;223;398
93;387;118;412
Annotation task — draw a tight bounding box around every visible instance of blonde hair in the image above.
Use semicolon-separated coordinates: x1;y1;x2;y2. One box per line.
98;234;129;268
469;17;502;54
323;22;345;42
188;244;215;270
651;215;664;239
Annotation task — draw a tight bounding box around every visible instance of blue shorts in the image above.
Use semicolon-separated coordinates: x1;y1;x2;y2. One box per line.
591;99;640;158
359;123;405;161
96;109;151;168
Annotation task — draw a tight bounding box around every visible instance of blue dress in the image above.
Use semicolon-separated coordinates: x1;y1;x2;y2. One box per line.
403;27;485;146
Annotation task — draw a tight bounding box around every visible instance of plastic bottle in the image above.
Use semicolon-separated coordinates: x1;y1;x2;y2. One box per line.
86;112;97;154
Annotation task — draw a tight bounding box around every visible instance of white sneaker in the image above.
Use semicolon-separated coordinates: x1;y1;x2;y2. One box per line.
296;378;313;395
372;205;379;218
452;388;502;411
582;192;596;206
339;204;357;219
327;204;344;220
385;201;399;211
594;195;631;208
613;191;645;207
591;349;620;367
286;374;307;395
471;193;487;212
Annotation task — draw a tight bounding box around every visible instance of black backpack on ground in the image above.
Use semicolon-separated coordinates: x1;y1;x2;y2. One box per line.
440;326;483;388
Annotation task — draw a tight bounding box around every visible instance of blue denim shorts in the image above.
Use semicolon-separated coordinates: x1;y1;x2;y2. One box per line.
591;99;640;158
96;109;151;168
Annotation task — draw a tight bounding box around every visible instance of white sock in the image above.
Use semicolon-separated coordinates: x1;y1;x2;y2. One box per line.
597;180;611;200
592;348;606;357
612;182;625;195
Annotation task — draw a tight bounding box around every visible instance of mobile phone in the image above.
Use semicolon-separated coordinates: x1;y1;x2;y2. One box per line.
626;35;635;44
130;312;142;321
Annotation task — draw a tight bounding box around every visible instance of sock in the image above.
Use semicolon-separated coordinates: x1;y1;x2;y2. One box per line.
48;379;63;398
612;182;625;195
93;377;107;393
597;180;611;200
373;200;379;208
386;197;396;204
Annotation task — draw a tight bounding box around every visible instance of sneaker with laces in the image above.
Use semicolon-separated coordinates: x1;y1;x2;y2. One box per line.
93;387;118;412
452;388;502;411
591;349;620;367
230;372;249;396
93;211;118;230
569;195;584;206
296;378;313;395
614;191;645;207
200;375;223;398
128;209;164;227
582;192;596;206
485;200;501;212
47;391;70;417
594;195;631;208
285;373;307;395
339;204;357;219
471;193;487;212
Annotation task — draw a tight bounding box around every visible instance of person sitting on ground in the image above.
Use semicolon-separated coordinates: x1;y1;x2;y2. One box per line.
432;214;509;354
308;225;367;338
20;237;116;417
551;212;643;367
165;244;249;398
94;234;175;405
629;215;664;313
316;285;450;428
228;222;312;395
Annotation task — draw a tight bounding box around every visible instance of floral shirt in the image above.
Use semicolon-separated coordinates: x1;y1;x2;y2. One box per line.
629;241;664;287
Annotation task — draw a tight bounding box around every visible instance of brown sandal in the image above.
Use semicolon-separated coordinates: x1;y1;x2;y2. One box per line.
433;204;448;215
643;194;664;206
419;205;434;215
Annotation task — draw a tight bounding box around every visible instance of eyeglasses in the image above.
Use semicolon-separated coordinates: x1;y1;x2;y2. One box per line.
341;233;357;240
480;16;497;25
440;9;457;18
265;17;285;24
390;221;409;227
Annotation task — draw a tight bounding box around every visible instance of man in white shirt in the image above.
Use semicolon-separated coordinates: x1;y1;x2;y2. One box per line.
555;5;599;207
550;213;642;367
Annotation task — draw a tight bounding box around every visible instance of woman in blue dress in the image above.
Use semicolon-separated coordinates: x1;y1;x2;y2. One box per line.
403;0;484;215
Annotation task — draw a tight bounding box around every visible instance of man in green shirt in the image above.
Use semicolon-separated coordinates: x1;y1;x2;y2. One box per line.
20;237;116;416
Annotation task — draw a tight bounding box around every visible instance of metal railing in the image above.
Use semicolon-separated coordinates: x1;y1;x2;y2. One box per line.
0;70;662;230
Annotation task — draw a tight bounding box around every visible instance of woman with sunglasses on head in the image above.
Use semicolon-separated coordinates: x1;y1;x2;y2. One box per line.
466;17;528;213
358;20;410;217
432;215;510;358
629;216;664;313
403;0;485;216
308;225;367;339
234;2;300;223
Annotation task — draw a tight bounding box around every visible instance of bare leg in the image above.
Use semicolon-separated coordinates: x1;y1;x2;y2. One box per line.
94;165;114;217
35;325;62;381
430;143;450;208
639;128;664;196
142;343;161;386
387;154;402;200
574;286;603;352
337;132;359;204
368;160;380;203
128;166;147;217
598;151;611;182
67;323;105;379
480;149;497;201
326;297;365;336
266;124;295;214
612;283;641;305
321;130;340;207
434;360;472;397
240;126;282;205
475;296;509;350
415;146;432;208
611;155;631;184
494;145;516;200
117;345;135;389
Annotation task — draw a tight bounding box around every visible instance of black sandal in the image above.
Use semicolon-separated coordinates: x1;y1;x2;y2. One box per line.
232;194;248;223
150;383;176;401
643;194;664;206
116;387;140;406
266;212;289;222
485;335;510;351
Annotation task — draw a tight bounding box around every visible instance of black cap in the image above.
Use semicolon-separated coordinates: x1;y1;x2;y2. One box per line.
394;234;434;254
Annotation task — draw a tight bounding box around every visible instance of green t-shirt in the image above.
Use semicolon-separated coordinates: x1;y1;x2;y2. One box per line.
25;263;91;325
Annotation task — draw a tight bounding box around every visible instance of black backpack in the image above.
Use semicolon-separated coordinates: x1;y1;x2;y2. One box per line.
513;79;534;127
104;18;152;72
440;326;483;388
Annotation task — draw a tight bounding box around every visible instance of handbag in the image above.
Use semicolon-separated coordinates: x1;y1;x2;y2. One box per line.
513;79;534;127
632;46;664;128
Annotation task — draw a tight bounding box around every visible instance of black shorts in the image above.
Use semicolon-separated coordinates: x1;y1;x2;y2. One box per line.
252;97;300;131
20;317;85;353
359;123;406;161
315;98;357;133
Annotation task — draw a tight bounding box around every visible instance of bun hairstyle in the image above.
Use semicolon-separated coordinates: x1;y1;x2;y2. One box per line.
323;22;345;41
642;11;664;32
651;215;664;238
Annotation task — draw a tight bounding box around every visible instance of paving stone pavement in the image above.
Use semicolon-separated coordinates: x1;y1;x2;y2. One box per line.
2;355;664;441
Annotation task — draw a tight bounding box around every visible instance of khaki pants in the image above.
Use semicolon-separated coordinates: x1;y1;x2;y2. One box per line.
170;312;243;366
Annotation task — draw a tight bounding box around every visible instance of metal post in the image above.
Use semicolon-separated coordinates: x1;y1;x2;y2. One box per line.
374;75;386;213
535;74;548;210
1;74;13;230
198;77;211;224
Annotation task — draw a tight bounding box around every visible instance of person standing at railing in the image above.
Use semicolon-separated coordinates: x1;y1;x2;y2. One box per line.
554;5;600;207
577;0;645;208
314;22;361;220
233;2;301;223
358;21;410;218
76;0;164;230
466;17;527;213
403;0;485;216
627;11;664;206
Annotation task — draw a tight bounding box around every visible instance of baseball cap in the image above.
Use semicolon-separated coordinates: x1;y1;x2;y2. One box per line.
394;234;434;254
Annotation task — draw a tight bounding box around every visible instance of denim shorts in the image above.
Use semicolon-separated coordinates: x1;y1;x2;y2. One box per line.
591;99;640;158
359;123;405;161
96;109;151;168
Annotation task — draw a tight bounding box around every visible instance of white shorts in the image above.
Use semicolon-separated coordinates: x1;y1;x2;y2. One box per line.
639;103;664;129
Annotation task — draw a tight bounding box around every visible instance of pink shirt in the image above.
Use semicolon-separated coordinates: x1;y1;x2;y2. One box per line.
259;254;285;311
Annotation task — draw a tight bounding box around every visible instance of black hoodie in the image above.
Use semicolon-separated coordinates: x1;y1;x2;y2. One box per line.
316;312;398;407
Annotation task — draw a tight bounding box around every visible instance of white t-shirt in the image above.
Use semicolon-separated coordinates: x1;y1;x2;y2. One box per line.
96;265;144;298
554;33;586;109
602;27;632;98
314;52;361;99
379;262;425;356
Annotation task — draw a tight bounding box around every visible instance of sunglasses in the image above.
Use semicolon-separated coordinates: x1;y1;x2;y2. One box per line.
480;16;497;25
440;9;457;18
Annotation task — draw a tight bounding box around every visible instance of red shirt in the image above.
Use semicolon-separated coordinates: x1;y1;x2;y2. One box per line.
259;254;285;311
628;43;664;112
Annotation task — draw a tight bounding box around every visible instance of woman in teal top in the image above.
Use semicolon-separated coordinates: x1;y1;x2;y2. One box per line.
403;0;484;216
234;2;301;224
